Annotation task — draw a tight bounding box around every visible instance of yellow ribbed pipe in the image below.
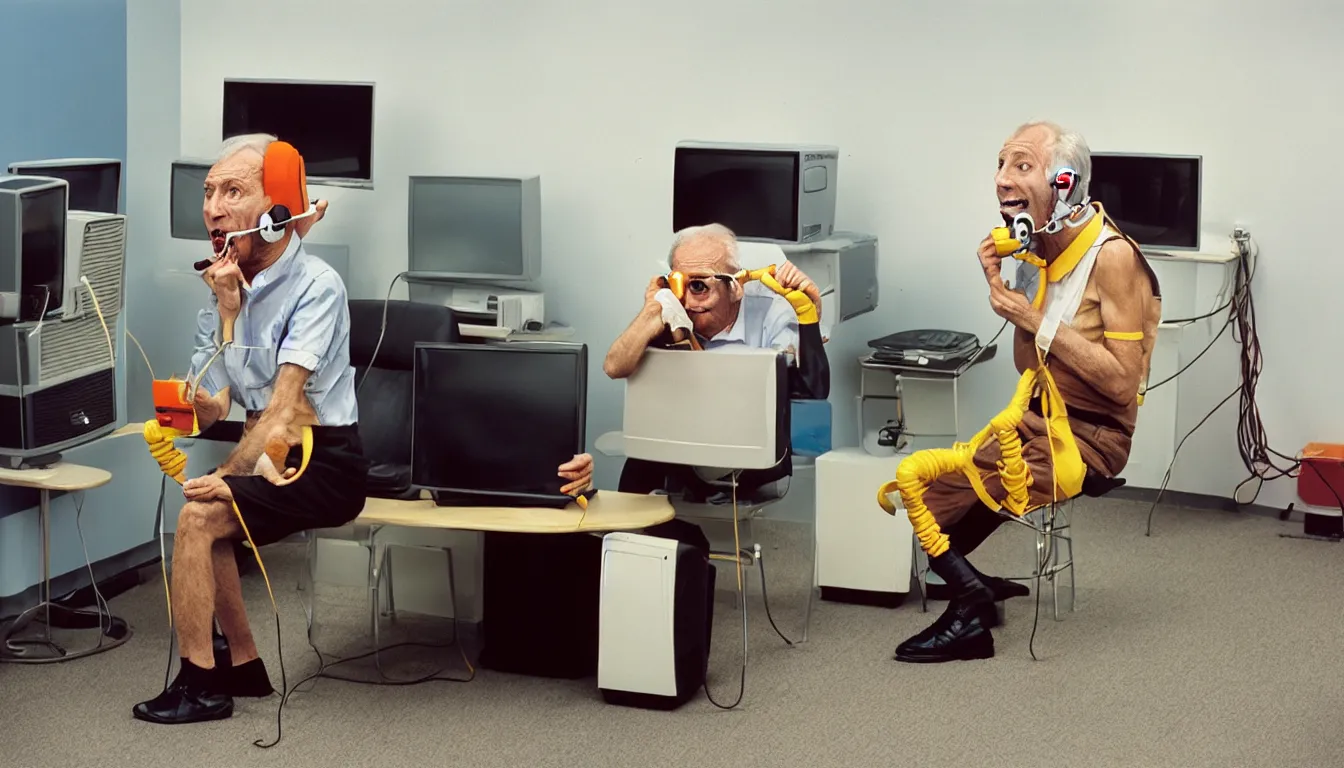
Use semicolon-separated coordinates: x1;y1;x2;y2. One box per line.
878;359;1085;556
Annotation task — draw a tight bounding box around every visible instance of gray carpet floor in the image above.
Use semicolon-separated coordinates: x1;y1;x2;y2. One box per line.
2;497;1342;768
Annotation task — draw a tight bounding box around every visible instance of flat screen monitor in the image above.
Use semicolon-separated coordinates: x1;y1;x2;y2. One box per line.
170;159;211;240
411;342;587;508
7;158;121;215
222;79;375;186
406;175;541;282
1089;153;1201;251
0;176;67;321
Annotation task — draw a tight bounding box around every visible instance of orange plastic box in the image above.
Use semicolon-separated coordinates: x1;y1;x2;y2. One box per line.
152;379;195;434
1298;443;1344;510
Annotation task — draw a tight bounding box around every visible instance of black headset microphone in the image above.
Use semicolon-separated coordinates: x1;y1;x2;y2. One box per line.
192;203;319;271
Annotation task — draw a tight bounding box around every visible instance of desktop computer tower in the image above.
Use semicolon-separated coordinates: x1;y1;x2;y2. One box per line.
0;213;124;468
479;531;604;679
597;532;715;710
815;448;915;606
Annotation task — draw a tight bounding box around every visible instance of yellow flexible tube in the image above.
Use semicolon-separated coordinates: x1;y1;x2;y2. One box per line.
878;355;1086;556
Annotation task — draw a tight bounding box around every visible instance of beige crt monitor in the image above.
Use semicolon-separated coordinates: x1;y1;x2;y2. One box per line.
621;347;787;471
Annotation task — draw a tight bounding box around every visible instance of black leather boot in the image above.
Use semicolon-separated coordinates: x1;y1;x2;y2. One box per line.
895;547;997;663
929;504;1029;603
132;659;234;725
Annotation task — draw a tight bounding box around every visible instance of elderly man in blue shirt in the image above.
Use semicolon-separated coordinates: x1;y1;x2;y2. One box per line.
133;133;597;725
603;223;830;550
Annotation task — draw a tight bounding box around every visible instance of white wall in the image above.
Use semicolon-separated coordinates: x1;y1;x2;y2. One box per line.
178;0;1343;516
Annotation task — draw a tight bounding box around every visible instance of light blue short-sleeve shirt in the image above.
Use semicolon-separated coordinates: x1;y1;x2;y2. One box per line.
188;237;358;427
699;280;800;358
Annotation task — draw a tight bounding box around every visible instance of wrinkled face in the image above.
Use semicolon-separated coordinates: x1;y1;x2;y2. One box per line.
671;237;741;337
994;124;1058;229
202;149;272;263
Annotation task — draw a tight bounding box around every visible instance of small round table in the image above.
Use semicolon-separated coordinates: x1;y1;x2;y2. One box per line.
0;462;131;664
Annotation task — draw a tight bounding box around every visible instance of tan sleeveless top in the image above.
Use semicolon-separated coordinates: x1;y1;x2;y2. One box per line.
1030;204;1162;436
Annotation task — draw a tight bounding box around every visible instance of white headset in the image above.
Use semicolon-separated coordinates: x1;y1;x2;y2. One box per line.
220;204;319;253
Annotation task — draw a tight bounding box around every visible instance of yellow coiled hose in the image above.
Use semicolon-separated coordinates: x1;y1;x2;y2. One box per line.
144;420;193;484
878;331;1088;557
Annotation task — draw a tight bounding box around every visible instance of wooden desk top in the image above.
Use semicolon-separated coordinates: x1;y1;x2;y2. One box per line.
357;490;673;534
0;463;112;492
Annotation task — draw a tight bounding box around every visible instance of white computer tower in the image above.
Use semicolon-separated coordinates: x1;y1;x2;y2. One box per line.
597;532;714;710
815;448;915;607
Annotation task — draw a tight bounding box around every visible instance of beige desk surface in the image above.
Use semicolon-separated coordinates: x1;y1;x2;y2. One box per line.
357;490;673;534
0;463;112;493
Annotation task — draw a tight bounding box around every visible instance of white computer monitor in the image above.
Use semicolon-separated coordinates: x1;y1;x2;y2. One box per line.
672;141;839;244
405;175;542;283
621;347;789;471
7;158;121;215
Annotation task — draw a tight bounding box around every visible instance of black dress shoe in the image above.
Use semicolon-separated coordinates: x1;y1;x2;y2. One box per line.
896;546;997;663
980;573;1030;601
213;629;231;669
895;599;997;662
209;633;275;697
216;658;276;698
132;660;233;725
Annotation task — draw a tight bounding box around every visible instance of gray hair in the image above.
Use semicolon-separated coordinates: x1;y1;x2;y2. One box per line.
668;223;741;272
217;132;277;163
1015;120;1092;199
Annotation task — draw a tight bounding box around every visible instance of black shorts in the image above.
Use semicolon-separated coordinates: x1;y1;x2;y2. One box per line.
221;424;370;547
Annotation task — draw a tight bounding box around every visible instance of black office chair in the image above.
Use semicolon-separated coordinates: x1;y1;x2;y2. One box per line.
299;299;461;640
348;299;459;499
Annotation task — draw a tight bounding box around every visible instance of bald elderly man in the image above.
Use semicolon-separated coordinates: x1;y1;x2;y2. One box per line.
133;132;595;723
892;121;1161;663
605;223;830;549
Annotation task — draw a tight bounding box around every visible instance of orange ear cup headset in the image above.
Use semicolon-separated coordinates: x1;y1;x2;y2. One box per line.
257;140;311;243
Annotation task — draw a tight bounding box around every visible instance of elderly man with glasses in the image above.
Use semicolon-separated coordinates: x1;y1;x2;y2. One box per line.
602;223;830;551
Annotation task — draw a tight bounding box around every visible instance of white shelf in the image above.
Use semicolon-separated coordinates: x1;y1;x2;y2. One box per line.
1143;249;1238;264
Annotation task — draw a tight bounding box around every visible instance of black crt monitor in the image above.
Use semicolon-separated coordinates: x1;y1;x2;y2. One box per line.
170;159;211;240
0;177;68;321
222;79;375;186
411;342;588;509
672;147;798;241
7;159;121;215
1089;153;1202;251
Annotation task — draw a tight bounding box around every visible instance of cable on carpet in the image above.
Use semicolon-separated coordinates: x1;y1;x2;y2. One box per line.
703;472;748;710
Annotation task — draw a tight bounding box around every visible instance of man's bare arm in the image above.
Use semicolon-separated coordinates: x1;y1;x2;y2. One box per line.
1012;328;1035;375
1039;242;1150;405
216;364;318;476
603;305;665;380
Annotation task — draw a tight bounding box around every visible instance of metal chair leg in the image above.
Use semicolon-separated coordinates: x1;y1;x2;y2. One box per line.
383;549;398;622
443;548;459;646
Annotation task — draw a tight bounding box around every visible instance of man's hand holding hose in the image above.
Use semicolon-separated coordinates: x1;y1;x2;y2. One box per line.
754;260;822;325
745;260;830;400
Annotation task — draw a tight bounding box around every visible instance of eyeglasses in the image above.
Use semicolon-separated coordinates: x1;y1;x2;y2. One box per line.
684;274;734;295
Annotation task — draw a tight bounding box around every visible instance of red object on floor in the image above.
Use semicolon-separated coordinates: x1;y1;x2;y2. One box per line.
1298;443;1344;510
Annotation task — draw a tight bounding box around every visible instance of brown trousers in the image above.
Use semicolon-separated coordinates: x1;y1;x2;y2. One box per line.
921;410;1133;527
